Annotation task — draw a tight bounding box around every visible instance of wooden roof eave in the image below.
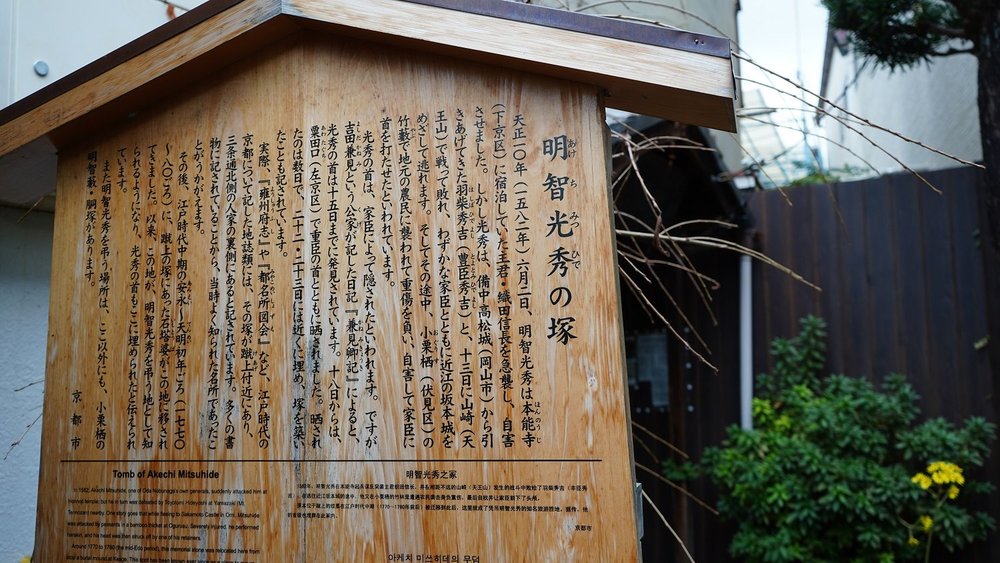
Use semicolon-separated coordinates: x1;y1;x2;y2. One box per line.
0;0;735;205
283;0;736;130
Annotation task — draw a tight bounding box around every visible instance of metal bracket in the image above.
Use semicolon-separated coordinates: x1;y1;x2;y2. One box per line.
635;481;644;540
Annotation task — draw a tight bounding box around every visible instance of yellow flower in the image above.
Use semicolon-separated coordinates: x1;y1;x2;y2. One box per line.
908;536;920;546
927;461;964;486
919;515;933;532
911;472;932;490
948;485;960;499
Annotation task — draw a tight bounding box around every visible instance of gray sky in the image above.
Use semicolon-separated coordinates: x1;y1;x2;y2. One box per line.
739;0;829;93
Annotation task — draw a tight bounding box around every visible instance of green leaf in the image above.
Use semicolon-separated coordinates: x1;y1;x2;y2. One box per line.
691;316;998;561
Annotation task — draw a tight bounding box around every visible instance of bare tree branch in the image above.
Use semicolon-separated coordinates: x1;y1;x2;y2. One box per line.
632;420;690;459
618;229;821;291
636;462;719;516
4;413;42;461
932;46;976;57
741;114;882;177
738;75;944;194
641;487;697;563
734;53;984;170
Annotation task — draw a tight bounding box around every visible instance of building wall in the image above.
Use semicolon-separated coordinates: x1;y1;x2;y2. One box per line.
822;48;981;175
536;0;743;174
0;206;53;561
539;0;738;37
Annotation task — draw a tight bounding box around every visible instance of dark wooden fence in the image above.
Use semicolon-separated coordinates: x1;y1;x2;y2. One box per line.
749;166;999;561
621;247;741;562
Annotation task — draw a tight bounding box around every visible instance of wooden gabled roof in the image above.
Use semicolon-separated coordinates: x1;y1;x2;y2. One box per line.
0;0;735;204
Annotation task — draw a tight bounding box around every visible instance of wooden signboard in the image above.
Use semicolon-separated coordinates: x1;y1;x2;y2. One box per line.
0;1;735;561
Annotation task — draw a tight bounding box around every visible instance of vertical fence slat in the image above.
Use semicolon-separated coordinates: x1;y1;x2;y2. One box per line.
862;174;902;380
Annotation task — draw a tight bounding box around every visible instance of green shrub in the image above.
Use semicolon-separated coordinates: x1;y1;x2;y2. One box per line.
668;316;996;562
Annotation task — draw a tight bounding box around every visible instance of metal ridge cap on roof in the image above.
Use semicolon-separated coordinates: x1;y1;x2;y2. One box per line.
400;0;732;59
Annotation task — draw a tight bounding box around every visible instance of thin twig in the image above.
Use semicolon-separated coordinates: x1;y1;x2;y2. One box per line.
619;266;717;370
614;154;727;313
617;246;655;284
728;132;791;203
619;264;664;326
593;12;683;30
587;1;974;194
633;434;661;464
741;115;882;177
153;0;193;11
4;413;42;461
642;488;697;563
610;128;707;150
617;246;720;288
822;182;850;238
17;195;50;223
738;76;943;194
578;0;729;45
14;379;44;393
734;53;983;170
609;144;716;159
635;462;719;516
618;230;821;291
632;420;689;459
618;234;717;352
616;213;715;347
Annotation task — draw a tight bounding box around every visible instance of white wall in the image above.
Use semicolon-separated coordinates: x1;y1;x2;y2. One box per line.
1;0;14;105
823;48;981;176
0;206;53;561
1;0;207;108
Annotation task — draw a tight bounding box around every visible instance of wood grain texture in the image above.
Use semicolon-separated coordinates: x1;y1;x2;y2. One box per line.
0;0;736;166
36;34;639;561
287;0;736;130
